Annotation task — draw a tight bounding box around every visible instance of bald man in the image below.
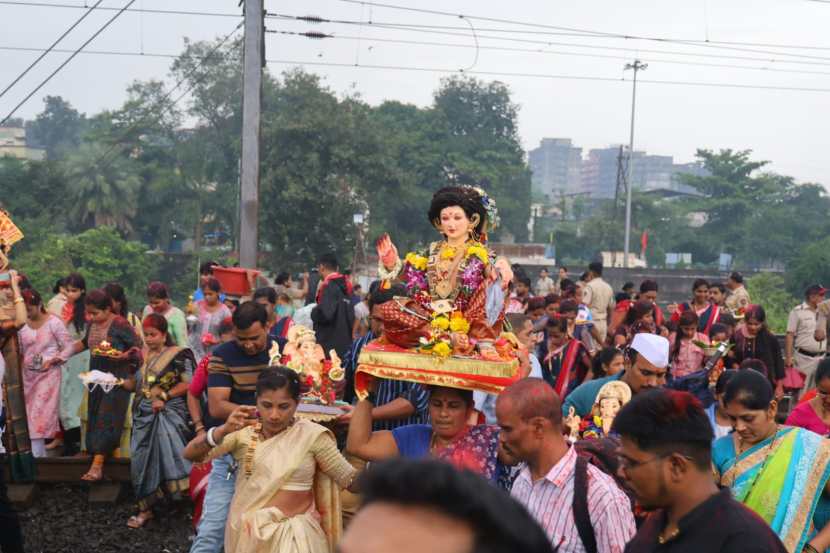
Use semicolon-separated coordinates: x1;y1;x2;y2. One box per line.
496;379;635;553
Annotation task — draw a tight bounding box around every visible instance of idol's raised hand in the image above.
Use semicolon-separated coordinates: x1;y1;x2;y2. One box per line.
375;233;400;270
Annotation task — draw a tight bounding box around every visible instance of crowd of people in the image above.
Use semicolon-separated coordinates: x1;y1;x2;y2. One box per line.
2;188;830;553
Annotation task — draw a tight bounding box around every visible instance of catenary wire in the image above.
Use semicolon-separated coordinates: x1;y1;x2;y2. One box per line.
264;58;830;93
0;0;240;18
78;22;243;173
265;13;830;52
265;29;830;77
0;0;103;100
1;0;137;125
326;0;830;62
268;13;830;68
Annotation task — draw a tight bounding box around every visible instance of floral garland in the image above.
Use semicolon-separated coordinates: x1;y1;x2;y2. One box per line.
419;311;472;357
401;241;491;313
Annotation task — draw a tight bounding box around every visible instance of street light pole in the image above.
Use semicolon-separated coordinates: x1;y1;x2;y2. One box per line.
623;60;647;269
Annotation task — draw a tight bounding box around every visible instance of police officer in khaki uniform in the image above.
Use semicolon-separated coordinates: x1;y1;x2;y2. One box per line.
786;284;827;390
725;271;751;315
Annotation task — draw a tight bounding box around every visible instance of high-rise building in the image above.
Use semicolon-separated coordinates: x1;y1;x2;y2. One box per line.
580;146;706;199
581;146;623;199
528;138;582;200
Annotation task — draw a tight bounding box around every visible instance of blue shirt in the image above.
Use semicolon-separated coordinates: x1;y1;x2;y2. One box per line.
344;331;430;429
193;288;226;303
374;379;429;431
562;371;624;418
391;424;432;458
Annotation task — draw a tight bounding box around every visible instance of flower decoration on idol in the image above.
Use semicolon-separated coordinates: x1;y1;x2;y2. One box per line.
405;252;428;271
449;311;471;334
465;244;490;265
465;185;500;232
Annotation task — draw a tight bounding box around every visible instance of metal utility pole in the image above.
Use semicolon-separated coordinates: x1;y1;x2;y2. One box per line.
239;0;264;269
623;60;647;268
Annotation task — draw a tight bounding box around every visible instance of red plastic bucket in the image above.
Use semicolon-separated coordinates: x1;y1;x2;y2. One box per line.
212;267;260;296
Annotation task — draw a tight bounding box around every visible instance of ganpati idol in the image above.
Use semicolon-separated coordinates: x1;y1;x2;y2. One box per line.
277;325;344;405
374;186;514;356
354;186;522;399
579;381;632;440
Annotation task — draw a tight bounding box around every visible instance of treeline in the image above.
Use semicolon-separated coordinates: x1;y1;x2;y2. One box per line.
3;36;829;307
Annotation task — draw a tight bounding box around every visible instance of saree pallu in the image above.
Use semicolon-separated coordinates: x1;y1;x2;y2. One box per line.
130;396;192;510
208;420;353;553
542;339;587;399
1;328;35;482
713;426;830;552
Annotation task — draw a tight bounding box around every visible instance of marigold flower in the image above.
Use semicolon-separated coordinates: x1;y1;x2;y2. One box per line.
432;342;452;357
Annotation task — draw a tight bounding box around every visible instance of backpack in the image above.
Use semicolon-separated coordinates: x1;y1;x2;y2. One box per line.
572;436;637;553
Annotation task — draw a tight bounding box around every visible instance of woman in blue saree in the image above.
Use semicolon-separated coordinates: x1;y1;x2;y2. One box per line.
127;313;195;528
712;369;830;553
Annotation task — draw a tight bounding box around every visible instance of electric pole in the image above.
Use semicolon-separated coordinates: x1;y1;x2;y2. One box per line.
623;60;647;269
239;0;264;269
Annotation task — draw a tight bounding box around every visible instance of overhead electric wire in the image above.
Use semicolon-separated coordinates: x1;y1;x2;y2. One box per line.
266;13;830;53
266;29;830;77
0;0;103;100
0;0;240;18
72;21;243;183
78;21;244;172
328;0;830;63
269;12;830;68
265;58;830;93
1;0;137;126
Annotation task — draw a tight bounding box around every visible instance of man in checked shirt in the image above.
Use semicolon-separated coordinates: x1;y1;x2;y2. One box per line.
496;378;635;552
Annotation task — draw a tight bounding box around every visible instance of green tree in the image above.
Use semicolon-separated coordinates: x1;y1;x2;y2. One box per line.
14;227;158;307
64;143;142;235
746;272;796;333
788;237;830;298
25;95;86;159
259;70;384;268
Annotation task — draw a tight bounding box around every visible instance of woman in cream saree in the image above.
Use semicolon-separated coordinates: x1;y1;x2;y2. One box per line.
184;367;357;553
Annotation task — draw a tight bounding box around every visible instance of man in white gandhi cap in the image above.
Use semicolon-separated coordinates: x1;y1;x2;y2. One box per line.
562;333;670;418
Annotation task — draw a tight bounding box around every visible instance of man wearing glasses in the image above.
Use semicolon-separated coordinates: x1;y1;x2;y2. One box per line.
616;389;787;553
563;333;670;418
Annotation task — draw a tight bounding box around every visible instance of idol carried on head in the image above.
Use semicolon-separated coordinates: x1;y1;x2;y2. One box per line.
375;185;513;353
355;185;521;399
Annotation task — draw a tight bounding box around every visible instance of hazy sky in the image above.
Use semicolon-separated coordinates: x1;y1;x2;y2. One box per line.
3;0;830;185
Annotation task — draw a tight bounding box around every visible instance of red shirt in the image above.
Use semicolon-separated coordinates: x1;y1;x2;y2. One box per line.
188;355;210;397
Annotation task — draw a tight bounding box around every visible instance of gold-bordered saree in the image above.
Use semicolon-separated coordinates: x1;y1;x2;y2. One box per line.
206;418;356;553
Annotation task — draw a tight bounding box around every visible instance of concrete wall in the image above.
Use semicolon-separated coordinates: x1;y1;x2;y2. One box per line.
519;264;764;304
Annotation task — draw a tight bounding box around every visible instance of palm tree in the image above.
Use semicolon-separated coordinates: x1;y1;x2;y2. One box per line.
64;142;142;235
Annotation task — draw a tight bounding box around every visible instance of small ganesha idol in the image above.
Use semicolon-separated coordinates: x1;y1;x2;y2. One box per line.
272;325;344;405
572;381;632;441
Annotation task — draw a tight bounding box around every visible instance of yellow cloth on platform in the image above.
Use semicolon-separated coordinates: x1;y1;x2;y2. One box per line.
206;419;356;553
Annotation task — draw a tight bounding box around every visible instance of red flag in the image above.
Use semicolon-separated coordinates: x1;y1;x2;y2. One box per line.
640;229;649;257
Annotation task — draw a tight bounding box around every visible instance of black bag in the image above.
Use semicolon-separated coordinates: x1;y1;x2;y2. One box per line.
572;437;637;553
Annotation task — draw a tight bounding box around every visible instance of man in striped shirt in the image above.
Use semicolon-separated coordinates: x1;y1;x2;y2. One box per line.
341;282;429;431
497;378;636;552
191;301;273;553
